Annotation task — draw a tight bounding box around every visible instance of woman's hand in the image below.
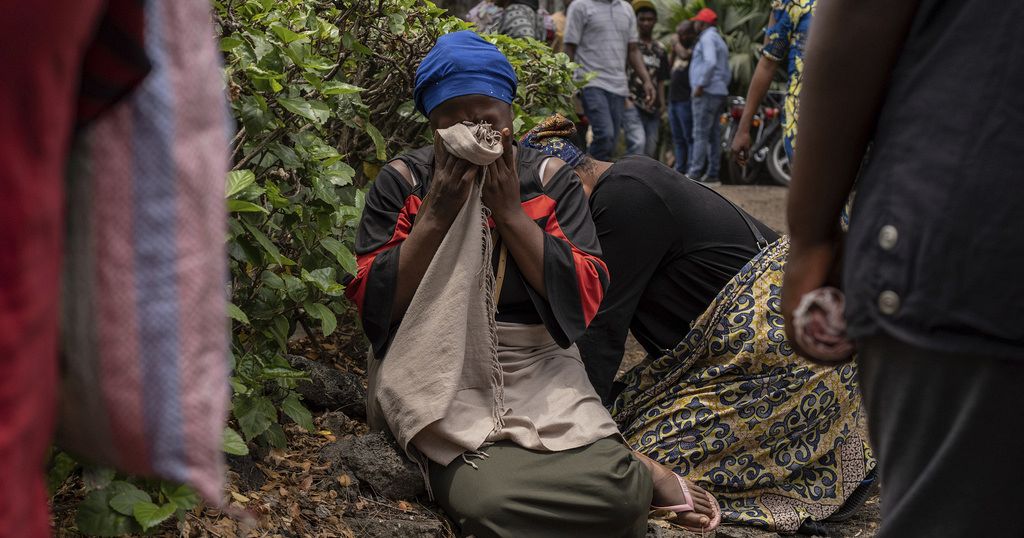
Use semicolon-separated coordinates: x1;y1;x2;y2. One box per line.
420;134;480;225
482;128;523;223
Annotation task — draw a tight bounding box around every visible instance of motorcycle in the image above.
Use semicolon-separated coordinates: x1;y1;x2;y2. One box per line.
720;90;790;186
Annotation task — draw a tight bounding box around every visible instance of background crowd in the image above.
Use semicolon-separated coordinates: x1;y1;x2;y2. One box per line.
466;0;734;184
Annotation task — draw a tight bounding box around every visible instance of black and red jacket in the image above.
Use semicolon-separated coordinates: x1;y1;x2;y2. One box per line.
345;145;609;358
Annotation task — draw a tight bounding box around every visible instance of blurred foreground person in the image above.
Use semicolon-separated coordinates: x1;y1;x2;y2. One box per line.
2;1;229;536
782;0;1024;536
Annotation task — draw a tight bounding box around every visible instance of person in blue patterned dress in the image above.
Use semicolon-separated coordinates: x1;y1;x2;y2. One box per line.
731;0;814;164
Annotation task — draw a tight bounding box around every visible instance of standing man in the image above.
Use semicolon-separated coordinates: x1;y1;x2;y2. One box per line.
667;21;695;172
622;0;670;158
685;8;730;185
783;0;1024;536
564;0;656;161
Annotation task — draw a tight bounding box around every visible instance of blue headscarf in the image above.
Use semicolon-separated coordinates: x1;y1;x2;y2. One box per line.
414;30;518;117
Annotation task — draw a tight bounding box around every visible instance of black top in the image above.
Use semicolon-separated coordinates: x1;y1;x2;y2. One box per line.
576;156;778;401
346;146;610;358
842;0;1024;358
669;62;691;103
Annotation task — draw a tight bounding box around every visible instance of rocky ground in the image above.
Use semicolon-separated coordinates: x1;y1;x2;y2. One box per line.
52;185;883;537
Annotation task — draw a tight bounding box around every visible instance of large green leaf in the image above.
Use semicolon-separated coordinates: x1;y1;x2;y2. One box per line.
162;483;200;511
226;170;256;199
303;301;338;336
223;426;250;456
262;423;288;448
227;302;250;325
76;489;138;536
221;426;248;454
243;221;295;266
228;199;270;214
301;268;345;296
108;483;150;517
234;395;277;440
47;451;78;494
277;97;331;125
320;237;358;277
321;81;364;95
282;393;316;431
364;122;387;161
133;502;177;531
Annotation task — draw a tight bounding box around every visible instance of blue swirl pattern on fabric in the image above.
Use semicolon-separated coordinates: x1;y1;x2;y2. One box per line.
611;238;875;532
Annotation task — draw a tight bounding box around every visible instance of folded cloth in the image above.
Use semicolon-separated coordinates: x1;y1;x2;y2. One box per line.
792;287;855;362
371;122;504;467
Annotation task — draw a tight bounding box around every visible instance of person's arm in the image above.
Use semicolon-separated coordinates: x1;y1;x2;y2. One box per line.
483;132;548;298
781;0;921;350
565;42;577;62
486;143;609;346
628;43;656;107
345;140;479;357
562;1;583;62
691;35;709;96
576;177;672;402
733;9;790;164
731;57;779;164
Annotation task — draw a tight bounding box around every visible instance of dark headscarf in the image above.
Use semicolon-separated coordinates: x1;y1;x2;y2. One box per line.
414;30;518;117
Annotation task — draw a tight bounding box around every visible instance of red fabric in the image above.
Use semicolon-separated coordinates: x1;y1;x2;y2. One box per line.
0;2;104;536
690;7;718;24
346;195;423;310
519;194;609;325
349;192;607;326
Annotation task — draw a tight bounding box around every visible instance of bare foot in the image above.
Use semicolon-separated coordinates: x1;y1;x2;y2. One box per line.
635;451;717;530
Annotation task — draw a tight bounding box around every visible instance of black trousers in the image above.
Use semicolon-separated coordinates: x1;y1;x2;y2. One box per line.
858;333;1024;537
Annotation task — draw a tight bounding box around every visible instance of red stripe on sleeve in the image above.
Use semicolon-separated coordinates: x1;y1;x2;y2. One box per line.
344;195;421;311
527;194;609;325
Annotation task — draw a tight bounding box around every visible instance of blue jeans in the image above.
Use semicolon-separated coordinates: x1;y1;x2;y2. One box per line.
639;109;661;158
668;100;693;172
623;105;645;156
581;86;625;161
687;93;726;179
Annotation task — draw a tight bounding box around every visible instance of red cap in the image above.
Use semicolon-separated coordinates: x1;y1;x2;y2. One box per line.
690;7;718;24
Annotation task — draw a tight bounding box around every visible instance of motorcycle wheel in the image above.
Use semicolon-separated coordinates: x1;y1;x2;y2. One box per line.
767;136;792;186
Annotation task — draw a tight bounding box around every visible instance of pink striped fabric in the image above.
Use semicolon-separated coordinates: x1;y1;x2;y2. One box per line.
59;0;230;502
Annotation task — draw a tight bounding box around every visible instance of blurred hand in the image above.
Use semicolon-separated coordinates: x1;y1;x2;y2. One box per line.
643;81;656;108
731;130;752;166
692;85;705;98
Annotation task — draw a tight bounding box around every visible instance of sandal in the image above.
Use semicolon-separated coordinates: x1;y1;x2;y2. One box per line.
651;474;722;533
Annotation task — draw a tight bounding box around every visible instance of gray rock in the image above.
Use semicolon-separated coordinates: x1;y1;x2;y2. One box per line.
326;431;426;501
288;355;366;418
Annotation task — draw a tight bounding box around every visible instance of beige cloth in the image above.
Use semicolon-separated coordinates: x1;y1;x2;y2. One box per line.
367;121;617;472
414;322;619;465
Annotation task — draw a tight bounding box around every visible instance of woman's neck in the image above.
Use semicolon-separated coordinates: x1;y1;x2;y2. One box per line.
578;160;612;198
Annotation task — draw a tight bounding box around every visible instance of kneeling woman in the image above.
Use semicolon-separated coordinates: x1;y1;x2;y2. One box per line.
346;33;717;537
523;116;876;534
